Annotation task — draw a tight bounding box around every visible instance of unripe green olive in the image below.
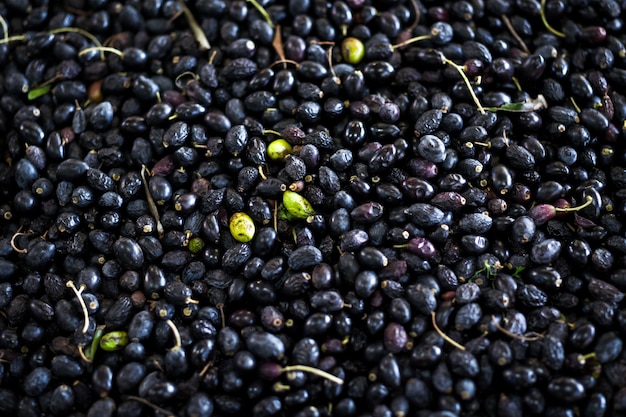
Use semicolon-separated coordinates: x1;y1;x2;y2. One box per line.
267;139;293;161
341;37;365;65
283;191;315;219
229;212;256;242
188;237;204;254
100;331;129;351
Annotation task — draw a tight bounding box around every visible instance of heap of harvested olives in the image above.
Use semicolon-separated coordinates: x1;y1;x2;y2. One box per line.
2;0;626;415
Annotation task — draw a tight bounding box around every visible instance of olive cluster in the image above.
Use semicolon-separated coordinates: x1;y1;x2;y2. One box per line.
0;0;626;416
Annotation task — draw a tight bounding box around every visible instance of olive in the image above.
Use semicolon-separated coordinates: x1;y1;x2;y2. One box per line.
229;212;256;243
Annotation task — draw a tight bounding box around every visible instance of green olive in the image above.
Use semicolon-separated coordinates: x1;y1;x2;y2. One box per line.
100;331;129;352
341;37;365;65
188;237;204;254
229;212;256;242
283;191;315;219
267;139;292;161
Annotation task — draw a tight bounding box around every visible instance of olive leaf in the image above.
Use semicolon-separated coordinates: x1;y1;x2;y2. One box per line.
27;84;52;100
484;95;548;113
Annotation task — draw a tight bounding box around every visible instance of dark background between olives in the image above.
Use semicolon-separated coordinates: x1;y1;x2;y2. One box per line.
0;0;626;416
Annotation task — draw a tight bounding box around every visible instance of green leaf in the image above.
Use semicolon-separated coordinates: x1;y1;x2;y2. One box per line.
485;95;548;113
485;101;528;112
277;203;295;221
27;84;52;100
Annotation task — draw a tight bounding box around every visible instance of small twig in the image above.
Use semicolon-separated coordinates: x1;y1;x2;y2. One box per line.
263;129;282;136
0;13;8;43
66;281;90;334
272;25;287;69
124;396;176;417
268;59;299;69
391;34;431;50
501;15;529;55
165;319;182;349
246;0;274;28
178;0;211;50
78;46;124;58
281;365;344;385
141;165;164;239
431;311;465;350
174;71;199;90
0;34;26;45
491;316;544;341
216;303;226;329
569;96;582;113
407;0;421;32
540;0;565;38
77;345;90;363
10;226;31;254
326;45;338;80
50;28;105;60
199;360;214;377
441;55;485;114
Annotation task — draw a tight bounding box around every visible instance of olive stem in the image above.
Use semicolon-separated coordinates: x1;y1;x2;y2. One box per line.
511;76;522;92
10;226;31;254
554;195;594;212
124;396;176;417
216;303;226;328
178;0;211;50
165;319;182;350
273;382;291;392
199;360;214;376
246;0;274;28
49;27;105;60
391;34;431;50
491;315;544;341
78;46;124;58
0;13;8;43
258;165;268;180
268;59;299;69
140;165;165;239
273;200;278;233
569;96;582;113
501;14;529;55
0;34;27;44
431;311;466;350
539;0;565;37
77;345;90;363
281;365;344;385
407;0;421;31
174;71;199;90
66;281;90;334
326;45;338;80
272;25;287;69
578;352;596;364
263;129;282;136
441;56;486;114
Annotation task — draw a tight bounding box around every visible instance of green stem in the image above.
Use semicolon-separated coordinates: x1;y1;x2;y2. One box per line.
431;311;466;350
442;57;485;114
282;365;344;385
49;27;105;60
391;34;431;50
0;13;8;43
246;0;274;28
178;0;211;51
540;0;565;38
78;46;124;58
